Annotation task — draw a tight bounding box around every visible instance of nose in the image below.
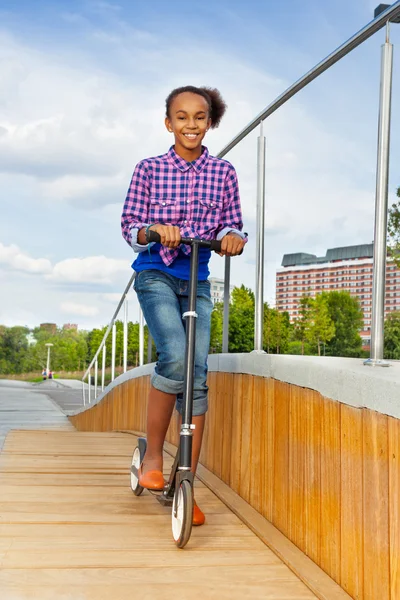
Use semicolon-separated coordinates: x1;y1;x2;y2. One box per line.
187;117;197;129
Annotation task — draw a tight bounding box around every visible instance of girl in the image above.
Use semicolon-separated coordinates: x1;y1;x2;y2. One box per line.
121;85;246;526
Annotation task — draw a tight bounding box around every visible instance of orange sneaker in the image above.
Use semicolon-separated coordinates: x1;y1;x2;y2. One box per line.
193;501;205;526
138;467;164;490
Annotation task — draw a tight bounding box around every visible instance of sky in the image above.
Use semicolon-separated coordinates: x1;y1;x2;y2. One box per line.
0;0;399;331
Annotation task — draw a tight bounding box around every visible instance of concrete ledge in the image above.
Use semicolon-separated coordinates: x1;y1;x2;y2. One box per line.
70;354;400;420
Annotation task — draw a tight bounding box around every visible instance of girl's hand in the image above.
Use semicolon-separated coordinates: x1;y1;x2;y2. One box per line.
150;224;181;248
219;232;246;257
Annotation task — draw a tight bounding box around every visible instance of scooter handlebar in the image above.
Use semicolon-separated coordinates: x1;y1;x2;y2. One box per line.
146;229;222;253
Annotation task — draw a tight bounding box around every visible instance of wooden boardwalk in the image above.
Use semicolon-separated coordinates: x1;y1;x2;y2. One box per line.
0;429;317;600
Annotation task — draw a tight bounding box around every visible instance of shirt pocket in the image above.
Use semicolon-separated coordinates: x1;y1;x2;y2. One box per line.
149;196;180;224
194;194;223;224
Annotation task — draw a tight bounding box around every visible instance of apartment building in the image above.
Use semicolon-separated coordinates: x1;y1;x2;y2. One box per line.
276;244;400;345
209;277;234;305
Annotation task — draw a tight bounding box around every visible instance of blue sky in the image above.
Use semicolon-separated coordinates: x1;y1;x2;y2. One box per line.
0;0;399;330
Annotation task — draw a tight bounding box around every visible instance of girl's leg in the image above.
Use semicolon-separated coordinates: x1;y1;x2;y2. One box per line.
142;387;175;474
177;412;205;475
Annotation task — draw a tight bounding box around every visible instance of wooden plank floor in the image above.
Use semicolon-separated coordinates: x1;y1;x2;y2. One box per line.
0;431;317;600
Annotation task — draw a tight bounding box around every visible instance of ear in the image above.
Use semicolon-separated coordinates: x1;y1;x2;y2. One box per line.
165;117;173;133
206;117;212;132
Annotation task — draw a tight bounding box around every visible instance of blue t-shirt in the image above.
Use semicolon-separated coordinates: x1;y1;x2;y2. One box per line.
132;243;211;281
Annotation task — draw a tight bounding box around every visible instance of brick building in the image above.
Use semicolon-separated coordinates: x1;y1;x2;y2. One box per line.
276;244;400;346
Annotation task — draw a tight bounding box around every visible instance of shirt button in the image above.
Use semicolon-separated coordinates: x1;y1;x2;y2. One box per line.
184;220;187;224
186;200;190;203
162;202;166;206
210;203;214;207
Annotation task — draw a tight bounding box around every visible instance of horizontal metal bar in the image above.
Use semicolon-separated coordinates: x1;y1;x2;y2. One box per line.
82;271;136;382
217;1;400;158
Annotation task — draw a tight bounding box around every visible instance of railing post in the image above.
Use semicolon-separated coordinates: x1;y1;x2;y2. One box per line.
254;121;266;353
365;22;393;367
82;381;86;407
123;299;128;373
101;344;106;391
222;257;231;353
88;371;91;404
111;324;116;381
94;359;98;398
139;309;144;367
147;332;153;364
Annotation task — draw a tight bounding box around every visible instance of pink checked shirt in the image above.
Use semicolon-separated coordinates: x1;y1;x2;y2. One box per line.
121;146;246;266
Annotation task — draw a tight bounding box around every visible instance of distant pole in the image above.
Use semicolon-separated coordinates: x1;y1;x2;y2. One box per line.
365;20;393;367
45;343;54;374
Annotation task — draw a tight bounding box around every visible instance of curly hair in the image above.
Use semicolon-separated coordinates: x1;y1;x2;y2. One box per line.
165;85;227;129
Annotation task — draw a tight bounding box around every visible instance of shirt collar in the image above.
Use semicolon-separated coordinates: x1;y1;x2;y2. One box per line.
166;146;209;173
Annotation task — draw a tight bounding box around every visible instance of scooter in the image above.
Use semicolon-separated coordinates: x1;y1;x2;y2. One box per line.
129;230;222;549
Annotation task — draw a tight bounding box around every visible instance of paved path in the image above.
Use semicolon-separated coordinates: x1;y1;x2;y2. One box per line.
0;380;76;451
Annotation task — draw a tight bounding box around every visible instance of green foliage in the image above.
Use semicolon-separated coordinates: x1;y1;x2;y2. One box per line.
388;186;400;267
210;302;223;353
264;306;291;354
307;294;336;356
228;286;255;353
384;311;400;360
322;291;364;357
293;295;314;355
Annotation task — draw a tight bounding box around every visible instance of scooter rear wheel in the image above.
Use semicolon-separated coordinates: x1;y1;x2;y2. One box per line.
172;479;193;549
130;446;144;496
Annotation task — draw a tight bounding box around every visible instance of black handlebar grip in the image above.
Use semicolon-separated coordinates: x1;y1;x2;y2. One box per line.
146;229;161;244
210;239;222;253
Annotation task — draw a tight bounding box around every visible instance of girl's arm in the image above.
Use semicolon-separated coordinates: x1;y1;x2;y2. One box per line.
216;165;247;241
121;161;152;252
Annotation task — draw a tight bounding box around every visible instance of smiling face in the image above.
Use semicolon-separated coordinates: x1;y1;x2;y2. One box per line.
165;92;212;161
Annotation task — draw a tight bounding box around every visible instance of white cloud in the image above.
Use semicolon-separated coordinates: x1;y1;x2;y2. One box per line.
0;242;52;274
48;256;130;284
60;301;99;317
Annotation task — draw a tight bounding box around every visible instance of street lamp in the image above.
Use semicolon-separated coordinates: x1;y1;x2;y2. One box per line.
45;343;54;375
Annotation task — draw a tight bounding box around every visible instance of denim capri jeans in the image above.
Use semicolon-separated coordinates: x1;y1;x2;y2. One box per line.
133;269;213;416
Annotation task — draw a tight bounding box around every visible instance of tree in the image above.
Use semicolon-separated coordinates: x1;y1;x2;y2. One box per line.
210;302;223;353
228;286;255;353
264;306;291;354
384;311;400;360
388;186;400;267
293;295;314;355
307;294;335;356
322;291;364;357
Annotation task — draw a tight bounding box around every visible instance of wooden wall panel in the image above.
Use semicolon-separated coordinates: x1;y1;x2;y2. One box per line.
229;373;243;495
363;411;390;600
341;405;364;600
288;384;305;552
70;370;400;600
303;390;321;566
261;378;274;523
320;398;341;584
221;373;234;485
249;376;265;514
389;416;400;600
272;380;290;539
239;375;254;504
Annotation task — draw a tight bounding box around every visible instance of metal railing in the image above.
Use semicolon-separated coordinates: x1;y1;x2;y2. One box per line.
81;271;146;405
82;1;400;400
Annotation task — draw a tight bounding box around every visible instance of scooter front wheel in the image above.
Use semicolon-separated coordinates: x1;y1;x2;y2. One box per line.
172;479;193;549
130;446;144;496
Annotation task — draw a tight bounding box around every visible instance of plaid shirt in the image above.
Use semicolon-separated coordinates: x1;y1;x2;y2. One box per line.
121;146;245;266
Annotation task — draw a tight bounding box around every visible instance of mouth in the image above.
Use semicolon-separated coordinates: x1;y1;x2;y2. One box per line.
183;133;199;140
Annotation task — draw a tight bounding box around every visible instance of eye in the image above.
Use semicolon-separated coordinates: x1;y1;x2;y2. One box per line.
197;116;205;120
178;116;186;120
